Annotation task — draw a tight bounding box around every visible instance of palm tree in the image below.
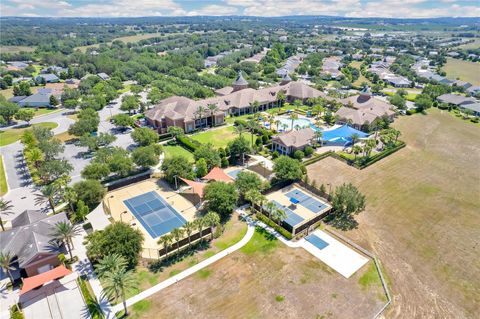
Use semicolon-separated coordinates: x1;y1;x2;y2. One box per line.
393;129;401;143
289;112;298;131
274;119;281;131
195;218;205;241
35;184;58;214
25;148;44;168
204;211;220;241
264;201;277;219
246;120;258;149
0;252;15;285
0;199;13;231
171;228;185;254
244;189;266;209
195;105;206;129
183;221;195;247
95;253;127;278
102;266;136;316
234;124;246;137
350;133;360;147
51;221;81;259
276;91;286;107
250;100;260;114
314;130;323;146
312;103;325;119
293;99;302;109
63;187;77;214
352;145;362;159
207;103;218;128
158;234;173;259
270;207;287;223
294;124;301;131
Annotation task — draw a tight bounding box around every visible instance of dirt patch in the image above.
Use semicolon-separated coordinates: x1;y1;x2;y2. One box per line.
128;229;384;319
307;109;480;318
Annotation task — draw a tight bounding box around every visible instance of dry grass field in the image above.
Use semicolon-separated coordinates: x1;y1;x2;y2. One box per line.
76;32;167;52
126;227;385;319
0;45;35;53
442;58;480;86
307;109;480;318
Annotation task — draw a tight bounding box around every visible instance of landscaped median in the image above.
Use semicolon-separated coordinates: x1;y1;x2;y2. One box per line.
0;155;7;195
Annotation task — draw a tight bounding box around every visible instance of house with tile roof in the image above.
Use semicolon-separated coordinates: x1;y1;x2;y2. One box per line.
145;77;326;133
271;127;316;155
335;88;396;130
0;210;68;280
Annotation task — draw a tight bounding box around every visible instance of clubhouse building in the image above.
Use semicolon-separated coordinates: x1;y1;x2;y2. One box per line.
145;72;326;133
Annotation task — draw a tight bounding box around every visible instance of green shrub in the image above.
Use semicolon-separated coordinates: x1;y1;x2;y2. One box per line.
177;135;201;152
234;119;248;127
406;109;418;115
10;305;24;319
293;150;304;160
304;146;314;156
256;211;293;240
271;151;279;159
221;157;229;168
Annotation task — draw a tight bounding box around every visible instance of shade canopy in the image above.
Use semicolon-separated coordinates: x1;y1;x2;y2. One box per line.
321;125;369;142
179;177;206;198
203;167;233;183
20;265;72;295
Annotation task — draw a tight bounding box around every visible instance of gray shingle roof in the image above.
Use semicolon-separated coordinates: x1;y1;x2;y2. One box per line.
233;71;248;86
0;210;68;267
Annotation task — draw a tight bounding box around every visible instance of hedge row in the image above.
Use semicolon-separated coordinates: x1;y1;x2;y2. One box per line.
256;211;293;240
303;151;334;166
177;135;201;152
334;141;406;169
158;132;173;142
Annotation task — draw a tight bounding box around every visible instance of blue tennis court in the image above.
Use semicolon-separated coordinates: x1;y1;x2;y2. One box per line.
285;189;328;213
306;234;329;250
227;169;243;180
124;191;186;239
267;201;304;227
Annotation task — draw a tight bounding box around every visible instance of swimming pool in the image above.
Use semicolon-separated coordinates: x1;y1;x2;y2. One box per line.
275;116;312;131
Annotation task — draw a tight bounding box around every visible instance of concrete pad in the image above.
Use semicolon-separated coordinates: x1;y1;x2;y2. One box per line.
55;281;89;319
22;293;52;319
303;230;368;278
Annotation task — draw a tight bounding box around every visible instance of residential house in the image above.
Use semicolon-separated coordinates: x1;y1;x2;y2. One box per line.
385;76;412;88
35;73;59;83
0;210;68;280
452;80;472;90
145;76;326;133
466;86;480;96
335;88;396;130
271;127;316;155
41;66;67;74
321;56;343;79
97;72;110;80
437;93;477;107
13;88;56;107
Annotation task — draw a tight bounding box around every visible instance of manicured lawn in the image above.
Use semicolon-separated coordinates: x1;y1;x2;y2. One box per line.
190;126;256;148
163;145;195;163
0;156;7;196
442;58;480;86
307;108;480;317
0;122;58;146
23;107;61;117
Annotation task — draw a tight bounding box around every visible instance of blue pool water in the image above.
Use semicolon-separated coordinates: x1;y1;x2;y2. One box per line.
306;234;329;250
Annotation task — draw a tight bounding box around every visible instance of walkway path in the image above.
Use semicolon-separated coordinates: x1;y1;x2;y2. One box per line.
71;227;117;319
109;213;256;316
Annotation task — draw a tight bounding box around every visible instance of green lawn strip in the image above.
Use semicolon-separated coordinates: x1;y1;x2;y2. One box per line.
0;156;8;196
0;122;58;146
358;262;382;290
240;227;278;255
190;126;256;149
163;145;195;163
196;268;213;279
214;219;248;250
22;107;62;117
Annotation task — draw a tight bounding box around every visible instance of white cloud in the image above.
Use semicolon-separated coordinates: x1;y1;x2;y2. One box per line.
187;5;239;16
347;2;480;18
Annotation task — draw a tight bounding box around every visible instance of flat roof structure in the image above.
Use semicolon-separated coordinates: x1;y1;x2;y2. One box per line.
265;184;332;235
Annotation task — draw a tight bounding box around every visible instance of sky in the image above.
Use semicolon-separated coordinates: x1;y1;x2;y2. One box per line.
1;0;479;18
